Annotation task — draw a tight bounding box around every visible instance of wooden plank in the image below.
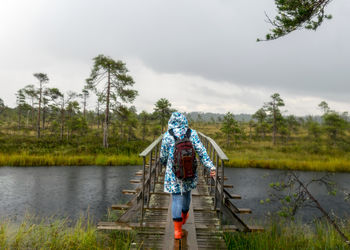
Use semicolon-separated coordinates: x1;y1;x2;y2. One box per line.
182;197;198;250
193;207;219;212
223;189;241;199
97;221;167;230
111;204;130;210
97;222;133;230
237;208;252;214
145;206;168;210
222;198;250;231
118;191;142;223
130;179;141;184
162;197;174;250
200;183;234;189
122;189;138;195
248;226;264;232
150;192;170;196
222;225;238;232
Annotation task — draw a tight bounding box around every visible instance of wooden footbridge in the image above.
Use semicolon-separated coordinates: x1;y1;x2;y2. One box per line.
98;132;263;249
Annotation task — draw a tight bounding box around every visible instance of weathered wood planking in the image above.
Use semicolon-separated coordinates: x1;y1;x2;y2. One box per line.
98;131;264;249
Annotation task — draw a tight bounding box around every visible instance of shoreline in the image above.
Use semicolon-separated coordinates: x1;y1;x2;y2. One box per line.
1;153;350;172
0;154;143;167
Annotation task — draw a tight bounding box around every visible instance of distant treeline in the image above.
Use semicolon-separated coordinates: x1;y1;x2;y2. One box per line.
185;112;323;123
0;54;349;158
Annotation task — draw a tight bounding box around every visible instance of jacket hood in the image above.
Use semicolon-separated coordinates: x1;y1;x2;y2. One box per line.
167;112;188;137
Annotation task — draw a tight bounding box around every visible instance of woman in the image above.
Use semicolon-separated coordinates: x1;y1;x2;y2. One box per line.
160;112;216;239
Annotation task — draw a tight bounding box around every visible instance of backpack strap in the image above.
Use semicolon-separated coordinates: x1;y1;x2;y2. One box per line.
168;129;178;141
185;128;191;138
169;128;191;140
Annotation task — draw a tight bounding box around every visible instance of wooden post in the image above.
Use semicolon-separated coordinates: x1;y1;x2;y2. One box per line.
214;152;219;209
153;146;158;193
205;139;209;179
147;151;153;207
209;144;213;193
220;159;225;218
141;156;146;225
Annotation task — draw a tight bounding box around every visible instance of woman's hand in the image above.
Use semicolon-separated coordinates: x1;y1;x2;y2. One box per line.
210;169;216;177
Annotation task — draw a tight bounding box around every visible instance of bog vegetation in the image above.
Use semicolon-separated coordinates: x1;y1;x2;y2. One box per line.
1;55;350;248
1;57;350;170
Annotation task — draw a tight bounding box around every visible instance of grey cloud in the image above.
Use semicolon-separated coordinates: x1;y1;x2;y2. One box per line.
0;0;349;109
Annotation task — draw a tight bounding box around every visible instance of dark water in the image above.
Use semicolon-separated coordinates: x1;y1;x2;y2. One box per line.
0;166;140;222
0;166;349;223
224;168;350;222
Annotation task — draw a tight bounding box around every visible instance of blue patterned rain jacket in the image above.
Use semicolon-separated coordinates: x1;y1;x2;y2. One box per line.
160;112;215;194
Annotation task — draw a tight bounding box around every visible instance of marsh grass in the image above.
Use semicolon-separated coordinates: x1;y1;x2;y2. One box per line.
224;219;350;250
0;214;135;250
0;153;142;166
225;148;350;172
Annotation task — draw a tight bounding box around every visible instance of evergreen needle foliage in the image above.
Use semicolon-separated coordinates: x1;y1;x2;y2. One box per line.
259;0;333;41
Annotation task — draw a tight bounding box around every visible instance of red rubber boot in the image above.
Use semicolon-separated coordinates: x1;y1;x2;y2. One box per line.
174;221;183;239
182;212;189;225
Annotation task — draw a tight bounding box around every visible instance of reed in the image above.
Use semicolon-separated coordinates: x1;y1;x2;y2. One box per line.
0;153;142;167
225;149;350;172
224;220;350;249
0;214;135;250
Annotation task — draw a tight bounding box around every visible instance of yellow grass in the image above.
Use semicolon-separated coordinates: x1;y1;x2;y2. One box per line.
0;154;142;167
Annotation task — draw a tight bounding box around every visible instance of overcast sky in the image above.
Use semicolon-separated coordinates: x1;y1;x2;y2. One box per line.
1;0;349;116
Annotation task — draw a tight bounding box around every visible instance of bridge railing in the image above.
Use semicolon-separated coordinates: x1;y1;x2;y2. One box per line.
136;132;250;231
138;135;163;224
198;132;228;212
198;132;250;231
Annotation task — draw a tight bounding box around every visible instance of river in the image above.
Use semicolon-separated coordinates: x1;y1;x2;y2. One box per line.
0;166;349;223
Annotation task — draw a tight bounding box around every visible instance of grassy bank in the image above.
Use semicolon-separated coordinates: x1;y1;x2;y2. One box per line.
225;220;350;250
0;153;142;166
0;215;134;249
1;216;350;249
2;150;350;172
225;148;350;172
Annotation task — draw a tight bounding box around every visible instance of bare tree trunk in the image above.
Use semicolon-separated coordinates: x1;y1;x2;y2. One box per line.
273;111;276;145
233;129;236;146
293;173;350;245
97;102;100;130
103;70;111;148
37;83;42;138
83;95;86;119
66;109;72;141
42;106;46;131
31;98;35;130
18;108;21;130
128;125;131;142
120;122;123;140
60;106;65;140
26;110;30;128
249;125;252;142
272;100;277;145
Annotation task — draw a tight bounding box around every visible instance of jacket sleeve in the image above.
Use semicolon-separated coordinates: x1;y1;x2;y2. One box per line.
191;130;215;171
160;133;170;166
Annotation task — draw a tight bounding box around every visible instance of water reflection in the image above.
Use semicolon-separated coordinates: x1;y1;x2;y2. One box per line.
0;166;140;221
0;166;349;223
224;168;350;222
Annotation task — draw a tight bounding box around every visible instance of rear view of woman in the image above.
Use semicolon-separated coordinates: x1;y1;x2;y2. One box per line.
160;112;216;239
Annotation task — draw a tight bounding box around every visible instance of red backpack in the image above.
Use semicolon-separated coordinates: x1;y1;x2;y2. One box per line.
169;128;197;180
